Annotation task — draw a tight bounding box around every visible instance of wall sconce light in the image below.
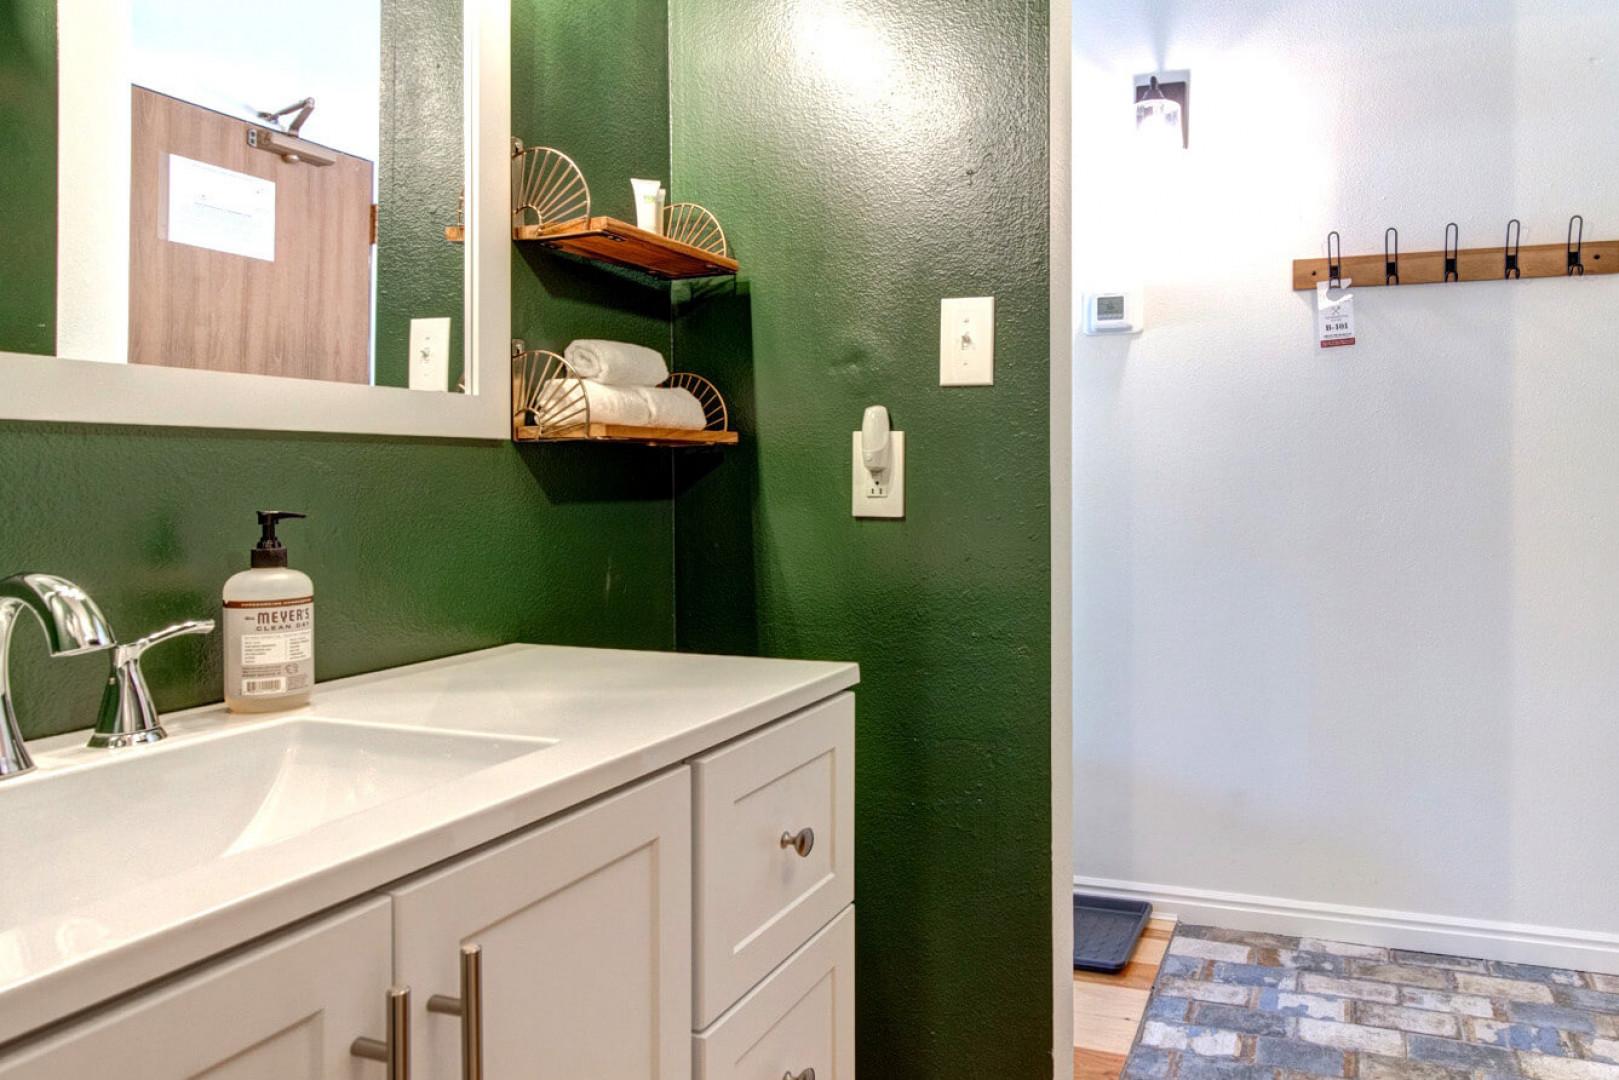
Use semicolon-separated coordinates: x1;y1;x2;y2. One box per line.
1134;72;1190;150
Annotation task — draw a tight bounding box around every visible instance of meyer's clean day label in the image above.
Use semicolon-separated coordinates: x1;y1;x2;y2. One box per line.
224;597;314;697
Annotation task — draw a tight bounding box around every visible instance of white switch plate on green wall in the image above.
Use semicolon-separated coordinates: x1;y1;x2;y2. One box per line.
939;296;995;386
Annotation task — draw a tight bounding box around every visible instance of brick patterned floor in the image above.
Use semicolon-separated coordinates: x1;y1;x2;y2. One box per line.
1123;925;1619;1080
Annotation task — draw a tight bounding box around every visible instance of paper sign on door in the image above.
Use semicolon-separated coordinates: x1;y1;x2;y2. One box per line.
167;154;276;262
1316;280;1355;349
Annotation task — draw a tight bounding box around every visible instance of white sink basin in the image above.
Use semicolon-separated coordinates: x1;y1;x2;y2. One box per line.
1;720;550;931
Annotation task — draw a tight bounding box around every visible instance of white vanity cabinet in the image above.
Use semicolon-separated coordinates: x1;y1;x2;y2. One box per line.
0;771;693;1080
0;898;393;1079
391;767;692;1080
0;648;859;1078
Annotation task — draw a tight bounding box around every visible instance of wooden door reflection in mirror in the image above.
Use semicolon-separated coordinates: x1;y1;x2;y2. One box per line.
128;87;374;383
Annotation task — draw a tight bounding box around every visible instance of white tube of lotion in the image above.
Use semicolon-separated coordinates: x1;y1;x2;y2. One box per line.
632;178;662;233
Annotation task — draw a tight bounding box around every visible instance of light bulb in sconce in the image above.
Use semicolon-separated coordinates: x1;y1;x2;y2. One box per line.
1134;73;1189;150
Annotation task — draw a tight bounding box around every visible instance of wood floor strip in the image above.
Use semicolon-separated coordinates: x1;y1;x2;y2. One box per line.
1074;982;1151;1053
1072;914;1175;1079
1076;1048;1128;1080
1073;959;1161;991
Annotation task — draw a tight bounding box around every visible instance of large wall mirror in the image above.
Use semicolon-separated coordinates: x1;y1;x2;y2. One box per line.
0;0;509;438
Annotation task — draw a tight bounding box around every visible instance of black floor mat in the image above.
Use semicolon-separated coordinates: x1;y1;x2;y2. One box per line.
1073;894;1152;972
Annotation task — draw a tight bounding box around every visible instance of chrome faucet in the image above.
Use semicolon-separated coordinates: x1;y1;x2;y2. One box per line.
0;574;117;778
90;620;215;748
1;573;218;771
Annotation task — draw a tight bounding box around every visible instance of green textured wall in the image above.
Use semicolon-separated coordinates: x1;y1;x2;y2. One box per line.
0;0;56;354
668;1;1053;1075
0;425;674;739
511;0;672;359
375;0;467;390
0;0;677;740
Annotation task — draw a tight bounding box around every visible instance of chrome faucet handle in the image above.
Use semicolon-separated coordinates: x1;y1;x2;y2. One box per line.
89;619;216;749
1;573;117;779
121;620;216;659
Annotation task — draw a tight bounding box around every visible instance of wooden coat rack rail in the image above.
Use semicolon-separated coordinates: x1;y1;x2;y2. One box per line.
1293;221;1616;290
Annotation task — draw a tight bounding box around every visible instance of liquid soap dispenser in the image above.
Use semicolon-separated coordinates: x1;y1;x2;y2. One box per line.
223;511;314;713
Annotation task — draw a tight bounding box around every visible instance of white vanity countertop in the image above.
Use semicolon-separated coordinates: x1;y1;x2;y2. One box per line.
0;644;859;1048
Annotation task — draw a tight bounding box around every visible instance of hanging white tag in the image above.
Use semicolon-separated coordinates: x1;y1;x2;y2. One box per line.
1316;279;1356;349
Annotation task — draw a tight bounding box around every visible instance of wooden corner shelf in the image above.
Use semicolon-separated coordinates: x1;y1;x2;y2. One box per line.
516;217;739;279
445;217;735;280
512;351;738;449
514;423;739;448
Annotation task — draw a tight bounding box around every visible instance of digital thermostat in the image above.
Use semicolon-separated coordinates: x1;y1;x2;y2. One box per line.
1083;289;1143;335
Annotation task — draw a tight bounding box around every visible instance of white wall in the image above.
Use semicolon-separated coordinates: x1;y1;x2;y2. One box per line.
56;3;130;363
1072;0;1619;968
130;0;382;162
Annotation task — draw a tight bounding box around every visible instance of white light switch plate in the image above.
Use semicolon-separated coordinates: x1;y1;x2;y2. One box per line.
940;296;994;386
408;317;452;392
852;430;905;518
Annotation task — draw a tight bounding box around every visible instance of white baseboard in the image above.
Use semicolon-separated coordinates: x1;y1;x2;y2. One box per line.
1073;875;1619;976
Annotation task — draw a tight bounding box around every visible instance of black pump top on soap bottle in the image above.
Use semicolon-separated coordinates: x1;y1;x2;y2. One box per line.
251;511;307;569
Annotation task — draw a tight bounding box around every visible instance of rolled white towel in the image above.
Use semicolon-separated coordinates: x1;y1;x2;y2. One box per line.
577;381;709;430
563;339;669;386
644;387;709;429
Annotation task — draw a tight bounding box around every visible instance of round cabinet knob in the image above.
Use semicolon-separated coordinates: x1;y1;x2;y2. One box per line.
779;827;815;858
784;1070;816;1080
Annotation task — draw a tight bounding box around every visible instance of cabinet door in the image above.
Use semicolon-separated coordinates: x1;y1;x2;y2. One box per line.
392;768;692;1080
0;899;393;1079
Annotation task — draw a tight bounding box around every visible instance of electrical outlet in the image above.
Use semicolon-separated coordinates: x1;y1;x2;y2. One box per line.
853;430;905;518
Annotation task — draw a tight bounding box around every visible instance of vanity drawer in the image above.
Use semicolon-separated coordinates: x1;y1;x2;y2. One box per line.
693;692;854;1027
694;907;855;1080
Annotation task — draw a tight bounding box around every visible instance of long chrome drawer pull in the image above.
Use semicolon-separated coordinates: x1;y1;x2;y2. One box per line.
351;986;411;1079
780;827;815;857
427;944;484;1080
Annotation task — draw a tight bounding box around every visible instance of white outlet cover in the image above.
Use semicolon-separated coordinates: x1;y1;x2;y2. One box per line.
940;296;994;386
852;430;905;518
408;317;452;392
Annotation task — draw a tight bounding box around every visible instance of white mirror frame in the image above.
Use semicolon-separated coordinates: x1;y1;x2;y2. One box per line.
0;0;510;440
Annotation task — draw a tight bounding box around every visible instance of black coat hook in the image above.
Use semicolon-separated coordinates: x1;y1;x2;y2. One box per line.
1568;215;1585;276
1444;223;1460;282
1327;231;1342;289
1384;228;1399;285
1504;219;1521;279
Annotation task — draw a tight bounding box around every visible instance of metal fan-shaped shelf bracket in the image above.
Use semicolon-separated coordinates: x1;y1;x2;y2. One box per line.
512;349;590;436
662;203;730;259
445;186;466;242
511;142;591;232
660;371;729;430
